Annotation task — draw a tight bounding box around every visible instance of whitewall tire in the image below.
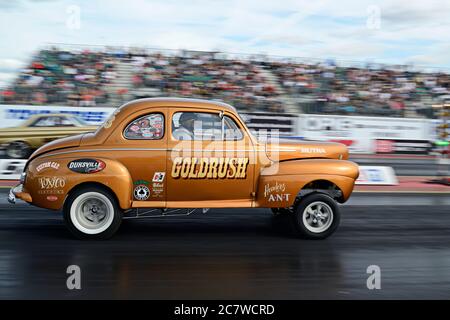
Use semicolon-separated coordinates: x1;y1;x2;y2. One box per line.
64;187;122;240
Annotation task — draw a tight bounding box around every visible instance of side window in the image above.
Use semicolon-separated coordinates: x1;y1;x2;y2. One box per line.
31;116;67;127
60;116;76;127
124;113;164;140
30;117;50;127
224;116;243;140
172;112;243;141
172;112;221;141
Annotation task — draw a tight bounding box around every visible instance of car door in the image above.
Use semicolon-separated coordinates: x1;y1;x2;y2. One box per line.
166;108;255;206
109;109;168;207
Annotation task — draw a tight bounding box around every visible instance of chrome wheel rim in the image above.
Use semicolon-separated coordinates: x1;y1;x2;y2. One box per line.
302;201;333;233
70;192;114;235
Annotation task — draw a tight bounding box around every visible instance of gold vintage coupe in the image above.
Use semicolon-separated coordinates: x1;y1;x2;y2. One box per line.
9;98;359;240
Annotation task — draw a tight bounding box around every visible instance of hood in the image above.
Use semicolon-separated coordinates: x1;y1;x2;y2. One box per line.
265;139;349;162
29;133;84;160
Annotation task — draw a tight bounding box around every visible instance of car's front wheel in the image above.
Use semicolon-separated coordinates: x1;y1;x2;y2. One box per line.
63;187;122;240
291;193;340;239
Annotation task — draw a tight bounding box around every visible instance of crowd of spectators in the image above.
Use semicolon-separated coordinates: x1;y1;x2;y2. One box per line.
266;61;450;117
130;52;282;112
1;49;117;107
1;48;449;117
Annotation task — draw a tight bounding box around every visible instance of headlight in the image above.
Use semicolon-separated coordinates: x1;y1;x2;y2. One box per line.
20;172;27;184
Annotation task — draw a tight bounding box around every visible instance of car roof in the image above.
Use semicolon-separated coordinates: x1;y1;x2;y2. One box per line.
117;97;238;114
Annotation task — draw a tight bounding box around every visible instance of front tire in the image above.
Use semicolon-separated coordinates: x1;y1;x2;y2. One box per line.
291;193;340;239
63;187;122;240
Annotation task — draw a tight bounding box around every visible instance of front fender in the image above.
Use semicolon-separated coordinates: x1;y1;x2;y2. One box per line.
24;156;133;210
261;159;359;179
256;159;359;207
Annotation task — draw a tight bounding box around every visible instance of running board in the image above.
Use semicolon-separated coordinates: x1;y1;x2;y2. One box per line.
123;208;210;219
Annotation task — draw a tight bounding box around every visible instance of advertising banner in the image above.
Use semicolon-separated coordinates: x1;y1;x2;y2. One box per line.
0;104;115;127
297;114;431;154
0;105;438;155
356;166;398;185
241;112;297;136
375;139;433;155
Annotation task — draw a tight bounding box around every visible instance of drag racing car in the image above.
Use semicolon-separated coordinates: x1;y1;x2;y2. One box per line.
0;113;97;159
9;98;359;240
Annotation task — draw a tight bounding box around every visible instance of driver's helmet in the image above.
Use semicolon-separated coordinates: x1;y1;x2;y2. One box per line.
179;112;197;127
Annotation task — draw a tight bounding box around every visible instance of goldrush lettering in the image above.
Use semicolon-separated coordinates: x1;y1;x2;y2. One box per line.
171;157;249;179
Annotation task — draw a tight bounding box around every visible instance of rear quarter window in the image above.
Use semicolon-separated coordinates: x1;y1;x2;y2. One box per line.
123;113;164;140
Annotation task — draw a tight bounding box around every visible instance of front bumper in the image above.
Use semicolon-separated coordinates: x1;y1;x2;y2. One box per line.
8;184;32;204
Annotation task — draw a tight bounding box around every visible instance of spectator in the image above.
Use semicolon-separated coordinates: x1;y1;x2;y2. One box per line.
3;47;449;117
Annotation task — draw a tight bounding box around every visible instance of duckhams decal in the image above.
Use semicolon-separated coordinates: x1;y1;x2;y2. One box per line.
68;159;106;174
36;161;60;172
171;157;249;179
134;185;150;201
264;182;291;202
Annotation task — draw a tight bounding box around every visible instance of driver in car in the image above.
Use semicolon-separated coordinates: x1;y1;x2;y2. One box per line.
172;113;197;140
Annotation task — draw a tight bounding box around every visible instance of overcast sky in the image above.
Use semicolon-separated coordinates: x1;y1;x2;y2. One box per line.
1;0;450;87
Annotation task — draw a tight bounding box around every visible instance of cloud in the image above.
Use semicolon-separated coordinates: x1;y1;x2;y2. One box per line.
0;58;25;72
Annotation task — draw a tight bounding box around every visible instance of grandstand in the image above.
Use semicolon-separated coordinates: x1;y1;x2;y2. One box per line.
1;45;449;118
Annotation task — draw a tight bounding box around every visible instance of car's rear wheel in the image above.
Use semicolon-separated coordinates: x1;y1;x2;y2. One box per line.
291;193;340;239
6;141;31;159
63;187;122;240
